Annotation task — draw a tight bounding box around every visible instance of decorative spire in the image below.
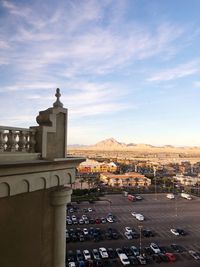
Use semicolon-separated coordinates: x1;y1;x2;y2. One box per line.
53;88;63;108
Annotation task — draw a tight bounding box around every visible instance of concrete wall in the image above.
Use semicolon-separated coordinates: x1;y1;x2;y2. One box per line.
0;189;54;267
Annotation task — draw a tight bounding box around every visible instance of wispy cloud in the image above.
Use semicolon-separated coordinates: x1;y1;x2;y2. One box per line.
148;60;200;82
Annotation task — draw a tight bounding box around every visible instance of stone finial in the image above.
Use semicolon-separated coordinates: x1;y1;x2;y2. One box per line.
53;88;63;108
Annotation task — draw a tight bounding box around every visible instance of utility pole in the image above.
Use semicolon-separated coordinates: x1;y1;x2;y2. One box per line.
138;225;143;256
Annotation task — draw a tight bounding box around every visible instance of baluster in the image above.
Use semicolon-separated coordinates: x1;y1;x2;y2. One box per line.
0;130;6;152
18;131;27;152
29;130;36;152
24;132;29;152
7;130;17;152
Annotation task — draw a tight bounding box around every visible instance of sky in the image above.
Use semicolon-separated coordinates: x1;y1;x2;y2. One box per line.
1;0;200;146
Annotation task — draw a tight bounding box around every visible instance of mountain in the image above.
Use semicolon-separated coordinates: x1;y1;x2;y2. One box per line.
69;138;200;152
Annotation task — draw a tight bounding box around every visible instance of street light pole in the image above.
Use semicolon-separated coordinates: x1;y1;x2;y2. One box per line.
153;167;157;200
138;225;143;256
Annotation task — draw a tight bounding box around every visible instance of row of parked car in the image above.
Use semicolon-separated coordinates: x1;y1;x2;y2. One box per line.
66;213;115;225
66;243;181;267
66;227;120;243
67;242;200;267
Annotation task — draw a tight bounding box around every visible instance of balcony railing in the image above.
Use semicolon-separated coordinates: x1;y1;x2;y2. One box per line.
0;126;36;153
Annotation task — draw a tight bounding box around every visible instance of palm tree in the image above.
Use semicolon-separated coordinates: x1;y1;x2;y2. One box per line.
134;177;139;187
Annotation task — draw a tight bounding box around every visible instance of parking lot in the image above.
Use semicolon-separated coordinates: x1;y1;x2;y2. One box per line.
66;193;200;266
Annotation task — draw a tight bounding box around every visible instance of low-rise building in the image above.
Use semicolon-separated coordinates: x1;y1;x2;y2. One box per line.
174;174;199;186
100;172;151;187
78;159;118;173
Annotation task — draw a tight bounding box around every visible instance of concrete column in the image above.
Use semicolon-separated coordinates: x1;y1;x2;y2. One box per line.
51;187;72;267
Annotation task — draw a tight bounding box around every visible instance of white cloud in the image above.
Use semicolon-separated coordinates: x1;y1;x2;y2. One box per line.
148;60;200;82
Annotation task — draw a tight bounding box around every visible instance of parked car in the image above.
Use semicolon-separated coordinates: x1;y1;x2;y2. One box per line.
92;249;100;260
76;250;83;261
107;247;117;258
125;227;133;233
165;252;176;262
176;228;186;235
150;243;161;254
124;232;133;240
83;249;91;260
131;212;137;217
158;253;169;262
101;217;107;224
83;228;88;235
130;246;140;256
188;250;200;260
137;255;146;265
135;214;144;221
79;219;84;225
171;244;185;253
99;247;109;259
119;254;130;265
107;217;114;223
142;229;154;237
170;228;179;236
88;207;93;212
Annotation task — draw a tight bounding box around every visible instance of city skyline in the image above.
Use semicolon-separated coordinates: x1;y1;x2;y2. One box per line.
1;0;200;146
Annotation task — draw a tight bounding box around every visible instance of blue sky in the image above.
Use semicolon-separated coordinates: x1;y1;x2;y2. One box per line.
1;0;200;146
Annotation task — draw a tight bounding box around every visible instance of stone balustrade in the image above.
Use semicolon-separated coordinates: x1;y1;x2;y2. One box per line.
0;126;36;153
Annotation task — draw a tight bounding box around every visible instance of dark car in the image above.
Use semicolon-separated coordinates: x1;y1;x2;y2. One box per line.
128;256;139;265
142;229;154;237
144;247;154;256
76;250;84;261
176;228;186;235
89;218;95;224
132;231;139;239
158;253;169;262
107;248;117;259
152;254;162;263
67;250;75;262
171;244;185;253
123;247;134;257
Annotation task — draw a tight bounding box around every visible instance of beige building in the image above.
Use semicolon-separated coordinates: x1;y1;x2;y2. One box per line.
100;172;151;187
0;89;85;267
78;159;118;173
174;174;199;186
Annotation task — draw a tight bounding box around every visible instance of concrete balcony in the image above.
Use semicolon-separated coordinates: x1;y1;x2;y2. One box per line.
0;89;85;267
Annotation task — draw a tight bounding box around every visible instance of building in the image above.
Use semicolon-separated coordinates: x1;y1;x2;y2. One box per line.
174;174;199;186
0;89;85;267
78;159;118;173
100;172;151;187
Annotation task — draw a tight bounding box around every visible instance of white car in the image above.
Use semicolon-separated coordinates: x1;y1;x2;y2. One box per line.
82;214;87;220
88;208;93;212
83;250;91;260
99;247;109;258
170;228;179;236
167;193;175;199
68;262;76;267
125;227;133;233
188;250;200;260
71;215;76;221
150;243;161;254
107;217;114;223
131;212;137;217
124;232;133;240
83;228;88;235
136;214;144;221
118;253;130;266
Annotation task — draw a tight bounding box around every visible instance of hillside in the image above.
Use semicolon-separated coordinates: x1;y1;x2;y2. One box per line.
69;138;200;153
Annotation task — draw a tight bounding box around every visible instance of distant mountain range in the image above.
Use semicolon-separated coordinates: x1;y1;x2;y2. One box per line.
69;138;200;152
